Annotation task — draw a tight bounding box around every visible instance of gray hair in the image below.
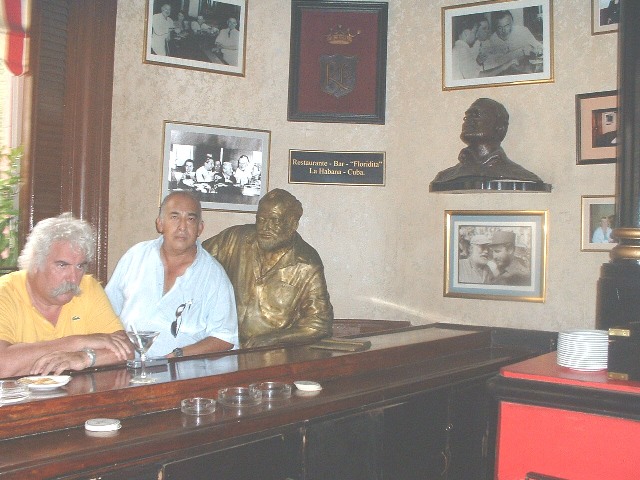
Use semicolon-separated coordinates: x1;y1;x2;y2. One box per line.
158;191;202;220
18;213;96;272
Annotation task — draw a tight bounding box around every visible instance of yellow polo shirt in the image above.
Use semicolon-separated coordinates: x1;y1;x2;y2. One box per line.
0;270;124;343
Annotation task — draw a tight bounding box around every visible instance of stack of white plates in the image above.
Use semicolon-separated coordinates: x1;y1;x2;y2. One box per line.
557;329;608;371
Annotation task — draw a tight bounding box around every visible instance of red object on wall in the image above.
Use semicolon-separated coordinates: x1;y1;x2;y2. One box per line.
495;353;640;480
296;9;379;115
1;0;29;76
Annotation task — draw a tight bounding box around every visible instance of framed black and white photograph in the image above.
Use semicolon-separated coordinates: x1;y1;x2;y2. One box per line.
445;210;548;302
442;0;553;90
576;90;618;165
144;0;247;76
581;196;616;251
161;121;269;213
592;0;619;35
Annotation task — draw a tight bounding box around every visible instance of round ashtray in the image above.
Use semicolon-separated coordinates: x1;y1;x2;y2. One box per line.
249;381;292;401
217;386;262;407
181;397;216;416
294;380;322;392
0;380;29;404
85;418;121;432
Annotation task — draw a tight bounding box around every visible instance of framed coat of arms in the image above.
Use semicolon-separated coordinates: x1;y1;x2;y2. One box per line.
287;1;388;124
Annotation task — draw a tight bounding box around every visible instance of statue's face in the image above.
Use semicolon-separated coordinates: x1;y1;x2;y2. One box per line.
256;201;296;252
461;100;500;144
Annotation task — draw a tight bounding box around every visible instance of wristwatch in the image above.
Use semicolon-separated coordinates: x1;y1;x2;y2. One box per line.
82;348;97;368
172;347;184;358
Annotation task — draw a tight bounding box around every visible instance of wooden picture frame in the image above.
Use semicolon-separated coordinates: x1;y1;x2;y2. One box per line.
161;121;269;213
144;0;247;76
442;0;553;91
445;210;548;302
581;195;616;251
287;0;388;124
592;0;619;35
576;90;618;165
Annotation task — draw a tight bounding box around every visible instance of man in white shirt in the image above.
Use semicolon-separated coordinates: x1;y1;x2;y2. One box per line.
106;191;238;358
452;16;482;80
489;10;543;58
452;15;517;80
234;155;252;186
191;15;216;35
215;17;240;65
151;3;174;56
592;217;614;243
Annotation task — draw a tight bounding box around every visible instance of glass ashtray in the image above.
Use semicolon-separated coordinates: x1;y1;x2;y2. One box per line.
217;386;262;407
181;397;216;415
0;380;30;404
249;381;292;401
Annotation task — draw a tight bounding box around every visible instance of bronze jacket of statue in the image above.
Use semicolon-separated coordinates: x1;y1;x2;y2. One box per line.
432;146;544;185
202;224;333;347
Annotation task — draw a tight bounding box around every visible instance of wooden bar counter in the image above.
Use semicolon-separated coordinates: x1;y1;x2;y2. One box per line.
0;324;531;480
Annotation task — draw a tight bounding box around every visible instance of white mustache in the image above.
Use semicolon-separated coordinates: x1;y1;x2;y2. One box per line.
52;281;81;297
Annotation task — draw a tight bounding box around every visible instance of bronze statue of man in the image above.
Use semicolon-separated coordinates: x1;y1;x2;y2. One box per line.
202;189;333;348
430;98;550;192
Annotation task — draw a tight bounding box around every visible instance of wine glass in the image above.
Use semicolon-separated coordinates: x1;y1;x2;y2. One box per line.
126;330;160;384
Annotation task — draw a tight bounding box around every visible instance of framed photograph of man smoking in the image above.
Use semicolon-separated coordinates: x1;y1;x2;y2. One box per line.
144;0;247;76
581;195;616;251
442;0;553;91
161;121;270;213
445;210;548;302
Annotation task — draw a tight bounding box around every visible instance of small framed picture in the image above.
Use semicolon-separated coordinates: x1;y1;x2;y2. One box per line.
442;0;553;91
576;90;618;165
581;195;617;251
287;0;388;124
592;0;619;35
445;210;548;302
161;121;270;213
144;0;247;76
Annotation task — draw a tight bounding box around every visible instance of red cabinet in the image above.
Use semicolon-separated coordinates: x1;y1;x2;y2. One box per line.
491;353;640;480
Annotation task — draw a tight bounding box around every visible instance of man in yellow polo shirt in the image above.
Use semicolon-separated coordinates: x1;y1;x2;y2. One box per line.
0;213;134;378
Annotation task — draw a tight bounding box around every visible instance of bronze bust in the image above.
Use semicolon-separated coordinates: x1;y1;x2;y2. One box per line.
430;98;551;192
202;189;333;348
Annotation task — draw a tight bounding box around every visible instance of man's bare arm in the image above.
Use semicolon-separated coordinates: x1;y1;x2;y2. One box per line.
165;336;233;358
0;331;135;377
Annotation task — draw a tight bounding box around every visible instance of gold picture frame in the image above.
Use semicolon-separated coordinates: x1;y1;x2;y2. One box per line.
444;210;548;302
442;0;553;91
581;195;616;251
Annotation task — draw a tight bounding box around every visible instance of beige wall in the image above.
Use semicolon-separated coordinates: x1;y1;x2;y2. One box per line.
109;0;618;332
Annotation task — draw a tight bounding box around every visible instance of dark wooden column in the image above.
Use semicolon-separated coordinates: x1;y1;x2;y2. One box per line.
21;0;116;282
596;0;640;329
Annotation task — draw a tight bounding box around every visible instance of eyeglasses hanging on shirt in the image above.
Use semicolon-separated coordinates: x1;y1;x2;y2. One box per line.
171;300;192;337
